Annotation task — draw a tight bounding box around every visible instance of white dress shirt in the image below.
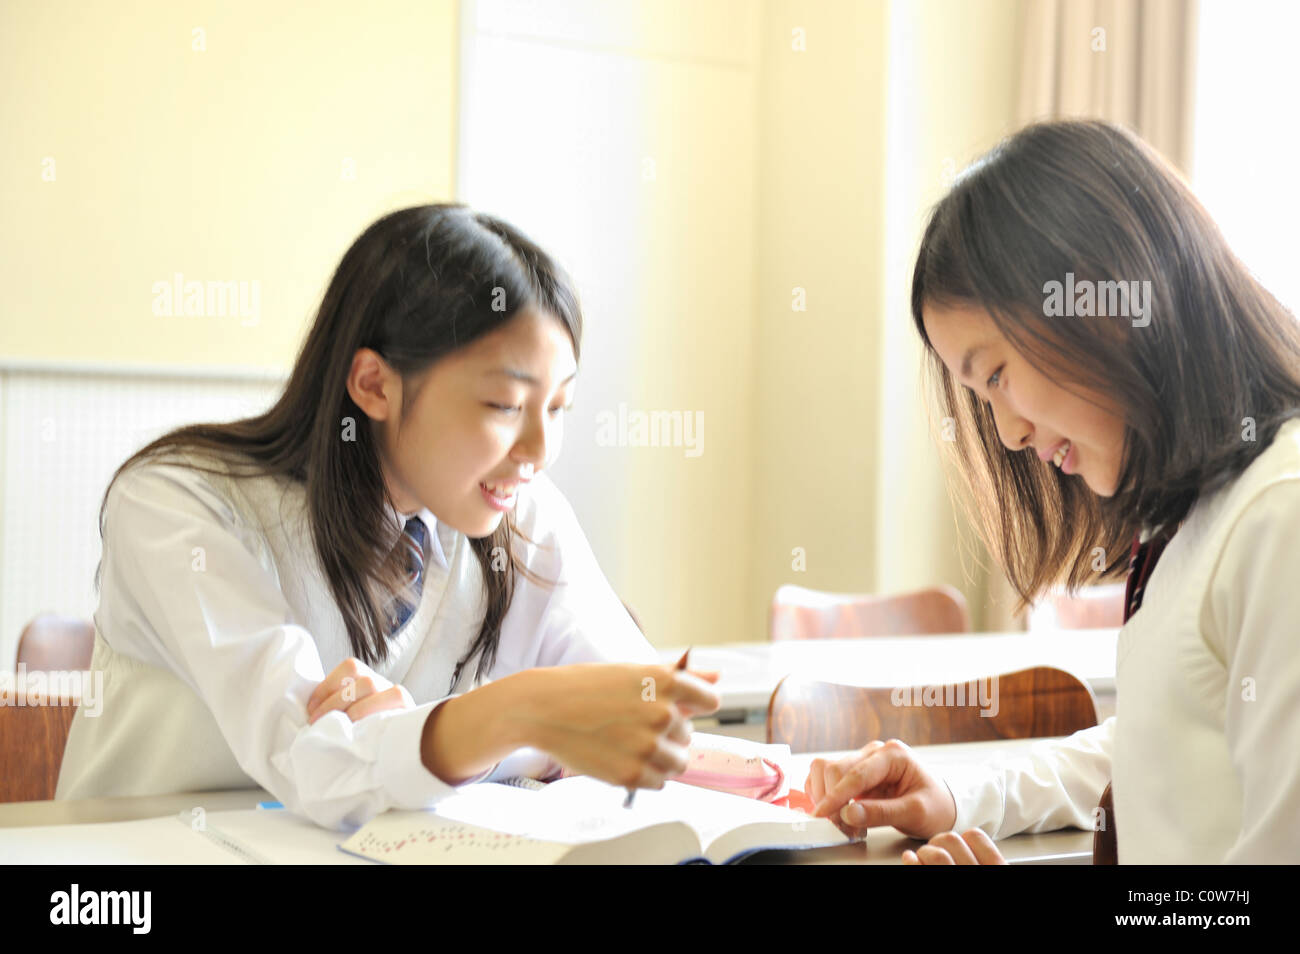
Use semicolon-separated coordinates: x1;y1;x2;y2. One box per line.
55;452;657;830
942;417;1300;862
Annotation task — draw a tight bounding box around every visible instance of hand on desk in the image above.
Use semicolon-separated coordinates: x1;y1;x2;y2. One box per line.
805;738;1008;864
805;738;960;840
901;829;1007;865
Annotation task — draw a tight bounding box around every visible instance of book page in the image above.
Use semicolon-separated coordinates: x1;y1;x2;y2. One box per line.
339;811;573;864
436;774;843;852
434;778;671;845
430;732;803;850
344;775;850;863
527;776;839;852
527;779;852;868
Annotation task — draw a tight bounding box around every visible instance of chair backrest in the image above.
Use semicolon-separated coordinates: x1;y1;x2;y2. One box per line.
1028;583;1126;631
766;665;1097;752
16;614;95;671
770;584;970;641
0;687;80;802
3;614;93;802
1093;781;1117;864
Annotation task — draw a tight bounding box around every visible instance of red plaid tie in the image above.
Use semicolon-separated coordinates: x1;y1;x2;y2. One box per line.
1123;525;1174;623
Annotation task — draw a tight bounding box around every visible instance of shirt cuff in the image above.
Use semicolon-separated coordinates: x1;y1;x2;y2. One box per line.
481;746;563;783
940;762;1006;837
378;697;494;807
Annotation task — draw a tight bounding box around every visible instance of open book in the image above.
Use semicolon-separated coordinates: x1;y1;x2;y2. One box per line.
338;773;857;864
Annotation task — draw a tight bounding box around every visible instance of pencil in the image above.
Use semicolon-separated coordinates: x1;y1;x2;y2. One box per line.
624;648;691;809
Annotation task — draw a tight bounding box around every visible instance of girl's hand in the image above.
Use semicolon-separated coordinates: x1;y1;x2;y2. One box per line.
514;662;721;792
307;657;415;725
806;738;958;840
902;828;1007;865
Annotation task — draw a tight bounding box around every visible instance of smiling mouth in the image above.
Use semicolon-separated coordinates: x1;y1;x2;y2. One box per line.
481;480;520;499
1051;440;1072;468
479;481;523;512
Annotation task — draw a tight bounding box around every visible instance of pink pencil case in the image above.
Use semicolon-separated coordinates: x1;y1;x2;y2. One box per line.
553;733;791;803
673;747;787;802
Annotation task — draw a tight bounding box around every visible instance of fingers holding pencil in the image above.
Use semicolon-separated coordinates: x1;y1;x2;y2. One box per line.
514;656;718;805
625;649;710;807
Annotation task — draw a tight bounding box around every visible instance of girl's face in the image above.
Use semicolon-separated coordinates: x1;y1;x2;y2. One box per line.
351;307;578;538
922;301;1127;497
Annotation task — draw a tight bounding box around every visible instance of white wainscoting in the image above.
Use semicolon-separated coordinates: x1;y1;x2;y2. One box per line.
0;361;284;670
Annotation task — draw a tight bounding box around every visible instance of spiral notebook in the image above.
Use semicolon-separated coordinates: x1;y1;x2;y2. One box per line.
337;774;856;865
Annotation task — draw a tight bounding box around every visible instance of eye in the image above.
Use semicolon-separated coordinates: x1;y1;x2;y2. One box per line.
986;364;1004;390
486;403;521;414
549;402;574;417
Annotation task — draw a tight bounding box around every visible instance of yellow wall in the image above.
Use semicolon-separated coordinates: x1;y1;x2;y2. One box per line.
873;0;1027;630
752;0;1025;635
1;0;458;370
3;0;1030;643
750;0;890;639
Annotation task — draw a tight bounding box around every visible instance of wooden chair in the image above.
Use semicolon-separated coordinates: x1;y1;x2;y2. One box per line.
770;584;970;641
767;665;1097;752
768;666;1114;862
16;614;95;671
1028;583;1126;631
1094;781;1117;865
2;614;94;803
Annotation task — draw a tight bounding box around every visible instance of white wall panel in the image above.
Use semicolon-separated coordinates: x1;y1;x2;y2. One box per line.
0;364;281;669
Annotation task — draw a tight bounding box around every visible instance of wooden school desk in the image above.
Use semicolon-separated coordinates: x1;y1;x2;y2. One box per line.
659;629;1119;741
0;737;1093;864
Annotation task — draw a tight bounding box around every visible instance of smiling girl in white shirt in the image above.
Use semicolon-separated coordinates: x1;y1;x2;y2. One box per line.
56;204;718;829
807;119;1300;863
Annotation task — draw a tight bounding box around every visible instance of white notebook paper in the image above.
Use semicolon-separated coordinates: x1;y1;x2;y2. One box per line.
339;775;854;864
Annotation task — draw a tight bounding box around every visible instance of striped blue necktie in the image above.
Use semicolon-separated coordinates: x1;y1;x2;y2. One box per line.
386;516;428;636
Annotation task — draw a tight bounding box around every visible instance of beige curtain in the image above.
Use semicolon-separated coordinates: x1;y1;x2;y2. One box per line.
984;0;1200;631
1018;0;1199;172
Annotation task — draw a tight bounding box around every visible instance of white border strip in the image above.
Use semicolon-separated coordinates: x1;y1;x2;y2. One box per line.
0;357;288;383
454;0;478;203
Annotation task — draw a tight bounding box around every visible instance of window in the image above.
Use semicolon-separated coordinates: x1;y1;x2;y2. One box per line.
1193;0;1300;316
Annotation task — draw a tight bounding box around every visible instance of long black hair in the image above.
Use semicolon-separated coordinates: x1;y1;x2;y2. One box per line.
911;119;1300;607
100;204;581;686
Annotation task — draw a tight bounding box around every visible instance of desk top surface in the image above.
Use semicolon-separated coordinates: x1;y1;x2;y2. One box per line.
0;736;1092;864
657;629;1119;711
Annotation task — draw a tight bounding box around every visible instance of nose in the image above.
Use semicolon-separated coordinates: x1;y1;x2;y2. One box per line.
512;406;557;472
988;394;1032;452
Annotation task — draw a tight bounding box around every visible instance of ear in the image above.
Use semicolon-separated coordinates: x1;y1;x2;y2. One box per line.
346;348;400;422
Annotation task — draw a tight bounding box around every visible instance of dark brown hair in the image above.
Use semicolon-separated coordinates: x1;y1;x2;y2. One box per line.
911;119;1300;608
99;204;581;688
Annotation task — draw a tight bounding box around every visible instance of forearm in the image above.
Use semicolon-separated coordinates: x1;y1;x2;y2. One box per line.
420;670;541;785
946;718;1114;838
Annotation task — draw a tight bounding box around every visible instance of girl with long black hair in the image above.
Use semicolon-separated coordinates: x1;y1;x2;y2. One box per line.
57;205;718;830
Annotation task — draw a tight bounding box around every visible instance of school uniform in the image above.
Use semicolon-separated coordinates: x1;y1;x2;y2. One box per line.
55;452;657;830
942;417;1300;862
